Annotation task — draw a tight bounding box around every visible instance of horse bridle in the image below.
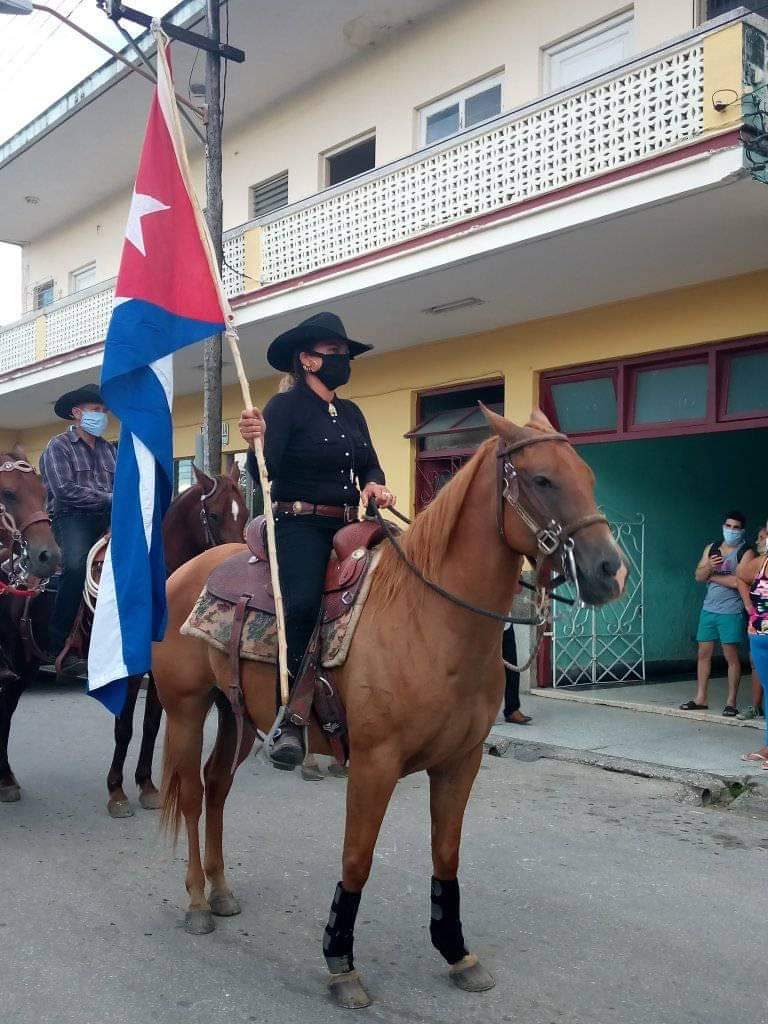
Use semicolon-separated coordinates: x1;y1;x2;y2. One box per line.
198;476;221;549
0;460;52;590
496;434;608;603
371;434;609;631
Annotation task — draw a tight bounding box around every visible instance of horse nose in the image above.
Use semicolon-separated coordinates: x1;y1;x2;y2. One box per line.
34;545;60;574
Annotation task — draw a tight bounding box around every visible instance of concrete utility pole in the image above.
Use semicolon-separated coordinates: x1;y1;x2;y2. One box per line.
201;0;223;475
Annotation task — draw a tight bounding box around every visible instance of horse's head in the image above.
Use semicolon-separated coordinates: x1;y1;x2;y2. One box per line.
482;407;627;607
0;446;61;578
192;463;249;546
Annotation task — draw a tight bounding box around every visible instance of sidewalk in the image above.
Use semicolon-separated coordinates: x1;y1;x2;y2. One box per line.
490;679;766;783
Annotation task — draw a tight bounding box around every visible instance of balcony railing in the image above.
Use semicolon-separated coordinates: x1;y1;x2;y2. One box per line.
0;12;761;379
253;42;705;285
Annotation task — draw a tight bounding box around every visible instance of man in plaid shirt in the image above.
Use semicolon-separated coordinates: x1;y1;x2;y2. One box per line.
40;384;116;674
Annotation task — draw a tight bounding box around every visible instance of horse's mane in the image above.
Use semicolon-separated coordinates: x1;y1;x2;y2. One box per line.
371;437;496;609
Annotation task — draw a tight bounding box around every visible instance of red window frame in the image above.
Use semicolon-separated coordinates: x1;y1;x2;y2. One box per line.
540;335;768;443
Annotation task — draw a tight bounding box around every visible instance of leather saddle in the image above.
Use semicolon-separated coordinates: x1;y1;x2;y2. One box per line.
205;515;386;617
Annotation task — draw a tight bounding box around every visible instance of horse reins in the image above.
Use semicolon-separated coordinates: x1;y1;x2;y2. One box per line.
369;435;609;669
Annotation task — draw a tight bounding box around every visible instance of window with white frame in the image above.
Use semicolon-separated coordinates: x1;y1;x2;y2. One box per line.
69;262;96;294
33;280;54;310
324;134;376;187
419;74;503;147
543;11;634;92
250;171;289;220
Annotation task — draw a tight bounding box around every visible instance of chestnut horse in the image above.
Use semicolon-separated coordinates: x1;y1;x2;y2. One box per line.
106;463;248;818
152;409;627;1008
0;449;61;803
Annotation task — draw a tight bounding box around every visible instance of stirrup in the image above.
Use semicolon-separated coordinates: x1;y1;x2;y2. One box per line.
269;722;305;771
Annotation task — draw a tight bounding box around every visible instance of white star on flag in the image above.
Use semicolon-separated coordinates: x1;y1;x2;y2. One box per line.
125;191;170;256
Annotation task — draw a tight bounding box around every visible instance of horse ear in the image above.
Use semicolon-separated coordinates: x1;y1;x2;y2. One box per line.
229;460;241;483
192;464;214;490
12;443;28;461
479;403;527;444
525;407;558;434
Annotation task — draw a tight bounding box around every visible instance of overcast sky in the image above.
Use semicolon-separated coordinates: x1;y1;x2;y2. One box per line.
0;0;174;324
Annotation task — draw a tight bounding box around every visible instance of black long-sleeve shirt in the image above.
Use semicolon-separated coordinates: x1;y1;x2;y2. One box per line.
246;384;385;506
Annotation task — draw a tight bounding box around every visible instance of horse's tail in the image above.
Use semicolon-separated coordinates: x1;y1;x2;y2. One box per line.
159;732;183;845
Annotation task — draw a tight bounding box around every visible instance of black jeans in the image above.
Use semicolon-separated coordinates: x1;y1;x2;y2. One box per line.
275;514;339;682
50;512;111;653
502;627;520;717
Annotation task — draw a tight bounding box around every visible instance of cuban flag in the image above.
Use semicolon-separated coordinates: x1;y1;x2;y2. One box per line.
88;40;232;713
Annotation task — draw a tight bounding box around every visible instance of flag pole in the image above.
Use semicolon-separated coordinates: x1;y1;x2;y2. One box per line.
151;29;291;711
225;328;291;708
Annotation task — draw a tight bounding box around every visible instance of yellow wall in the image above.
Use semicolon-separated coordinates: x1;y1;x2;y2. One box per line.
16;268;768;511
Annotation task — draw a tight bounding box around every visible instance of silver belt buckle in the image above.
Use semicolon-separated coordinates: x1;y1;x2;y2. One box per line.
344;506;358;523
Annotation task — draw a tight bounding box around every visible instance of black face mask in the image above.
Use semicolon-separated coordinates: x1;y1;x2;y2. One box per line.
310;352;351;391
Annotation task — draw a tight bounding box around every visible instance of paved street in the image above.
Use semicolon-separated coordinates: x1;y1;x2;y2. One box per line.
2;681;767;1024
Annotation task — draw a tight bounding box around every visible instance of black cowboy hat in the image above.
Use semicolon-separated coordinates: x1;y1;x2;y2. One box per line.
266;312;373;372
54;383;105;421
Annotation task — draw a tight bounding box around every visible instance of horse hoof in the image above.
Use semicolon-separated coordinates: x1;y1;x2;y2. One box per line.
138;789;162;810
301;763;324;782
328;970;372;1009
0;782;20;803
184;909;215;935
107;797;135;819
328;763;348;778
449;954;495;993
209;893;241;917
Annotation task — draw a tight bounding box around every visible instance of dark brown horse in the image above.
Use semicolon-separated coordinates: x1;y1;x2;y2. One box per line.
0;449;61;803
107;463;248;817
153;409;627;1009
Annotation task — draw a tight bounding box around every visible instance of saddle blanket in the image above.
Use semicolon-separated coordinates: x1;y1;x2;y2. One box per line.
180;549;381;668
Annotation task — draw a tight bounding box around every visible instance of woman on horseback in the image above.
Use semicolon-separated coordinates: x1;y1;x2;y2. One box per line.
238;312;396;768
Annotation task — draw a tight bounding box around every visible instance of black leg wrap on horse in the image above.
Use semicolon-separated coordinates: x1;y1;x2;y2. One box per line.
323;882;361;975
430;876;469;965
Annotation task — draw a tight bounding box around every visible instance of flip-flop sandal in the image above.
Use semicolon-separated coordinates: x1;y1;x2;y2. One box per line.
761;761;768;771
679;700;708;710
722;705;739;717
740;752;767;762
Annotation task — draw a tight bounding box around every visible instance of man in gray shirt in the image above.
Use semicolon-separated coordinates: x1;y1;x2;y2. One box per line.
680;510;753;717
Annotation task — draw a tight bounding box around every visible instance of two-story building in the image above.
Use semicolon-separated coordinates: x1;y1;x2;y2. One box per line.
2;0;768;688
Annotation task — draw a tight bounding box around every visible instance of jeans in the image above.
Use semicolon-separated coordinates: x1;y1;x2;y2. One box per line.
49;512;111;654
274;514;339;682
503;626;520;716
749;633;768;747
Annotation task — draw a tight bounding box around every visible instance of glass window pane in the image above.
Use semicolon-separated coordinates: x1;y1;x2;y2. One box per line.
455;403;503;429
175;458;194;494
425;103;460;144
550;377;617;434
726;350;768;416
634;363;707;425
327;137;375;186
423;427;491;452
412;407;472;437
465;84;501;127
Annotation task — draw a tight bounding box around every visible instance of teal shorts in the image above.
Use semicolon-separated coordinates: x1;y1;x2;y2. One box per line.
697;609;746;646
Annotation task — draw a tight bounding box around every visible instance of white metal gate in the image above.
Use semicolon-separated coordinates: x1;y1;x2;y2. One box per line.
551;510;645;687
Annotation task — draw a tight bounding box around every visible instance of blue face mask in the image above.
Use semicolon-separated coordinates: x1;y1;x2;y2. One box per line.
79;411;108;437
723;527;745;546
